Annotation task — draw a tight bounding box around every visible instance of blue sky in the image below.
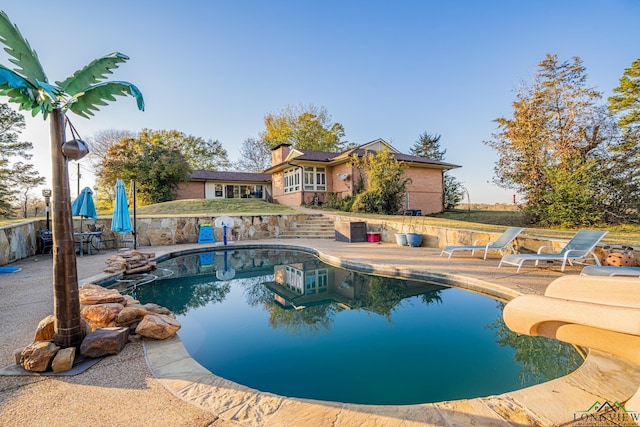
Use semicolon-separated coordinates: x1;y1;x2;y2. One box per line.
2;1;639;203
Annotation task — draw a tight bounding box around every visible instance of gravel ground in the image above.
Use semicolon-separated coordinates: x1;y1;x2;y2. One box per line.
0;249;236;427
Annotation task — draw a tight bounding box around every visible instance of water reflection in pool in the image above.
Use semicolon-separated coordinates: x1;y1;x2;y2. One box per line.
114;248;582;405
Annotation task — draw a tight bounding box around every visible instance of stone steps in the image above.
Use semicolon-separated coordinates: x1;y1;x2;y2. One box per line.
278;215;335;239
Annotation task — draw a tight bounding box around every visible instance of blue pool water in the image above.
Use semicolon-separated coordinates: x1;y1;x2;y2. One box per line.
116;248;582;405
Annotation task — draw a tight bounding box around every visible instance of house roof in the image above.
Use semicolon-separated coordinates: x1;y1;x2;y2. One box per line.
264;139;460;173
189;170;271;183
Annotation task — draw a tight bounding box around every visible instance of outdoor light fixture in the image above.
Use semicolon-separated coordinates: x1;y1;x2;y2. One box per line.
61;117;89;161
42;188;52;231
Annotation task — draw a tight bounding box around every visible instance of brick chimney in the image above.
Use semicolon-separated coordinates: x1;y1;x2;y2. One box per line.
271;143;291;166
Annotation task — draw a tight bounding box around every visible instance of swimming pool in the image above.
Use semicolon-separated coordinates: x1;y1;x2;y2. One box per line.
115;248;582;405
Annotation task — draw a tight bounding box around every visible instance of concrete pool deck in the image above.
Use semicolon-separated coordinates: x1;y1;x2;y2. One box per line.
1;239;639;426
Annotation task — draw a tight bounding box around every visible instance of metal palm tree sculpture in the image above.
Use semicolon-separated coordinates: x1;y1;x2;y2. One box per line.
0;11;144;348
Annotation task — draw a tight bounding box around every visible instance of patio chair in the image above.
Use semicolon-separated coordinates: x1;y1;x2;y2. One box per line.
498;230;608;273
580;265;640;277
440;227;524;260
37;230;53;254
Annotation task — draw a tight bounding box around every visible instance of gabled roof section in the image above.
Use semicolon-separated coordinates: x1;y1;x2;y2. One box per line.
190;170;271;183
263;138;461;173
287;148;336;162
359;138;399;153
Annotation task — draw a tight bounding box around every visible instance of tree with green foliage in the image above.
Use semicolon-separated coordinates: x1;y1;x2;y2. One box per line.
607;58;640;221
485;54;616;226
410;132;445;159
410;131;463;210
261;104;346;152
609;58;640;131
132;129;230;171
0;103;44;217
351;148;410;214
0;10;144;347
98;135;191;205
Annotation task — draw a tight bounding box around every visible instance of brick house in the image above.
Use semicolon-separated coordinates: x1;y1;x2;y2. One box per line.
176;139;459;215
176;170;272;200
263;139;459;215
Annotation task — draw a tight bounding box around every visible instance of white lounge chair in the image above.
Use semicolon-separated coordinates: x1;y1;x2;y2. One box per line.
581;265;640;277
440;227;524;260
498;230;608;272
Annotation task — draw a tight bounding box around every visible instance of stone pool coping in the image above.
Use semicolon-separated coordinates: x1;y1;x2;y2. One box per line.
117;240;640;426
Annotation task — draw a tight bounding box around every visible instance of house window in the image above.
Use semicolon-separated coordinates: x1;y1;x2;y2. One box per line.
303;167;326;191
285;266;304;295
208;183;264;199
316;167;326;191
303;268;329;294
284;168;301;193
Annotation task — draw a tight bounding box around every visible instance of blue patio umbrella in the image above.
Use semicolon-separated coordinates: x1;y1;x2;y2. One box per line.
71;187;97;231
111;179;132;234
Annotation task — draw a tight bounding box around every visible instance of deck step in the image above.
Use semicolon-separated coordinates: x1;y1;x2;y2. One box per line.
277;215;335;239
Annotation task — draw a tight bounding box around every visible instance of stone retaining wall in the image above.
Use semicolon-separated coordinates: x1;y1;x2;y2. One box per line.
0;214;317;266
0;213;617;266
327;214;616;261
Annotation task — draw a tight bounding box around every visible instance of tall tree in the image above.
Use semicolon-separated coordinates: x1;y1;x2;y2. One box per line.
15;162;45;217
133;129;230;171
0;103;44;216
410;132;445;159
261;104;346;152
609;58;640;131
410;131;463;210
0;11;144;347
98;135;191;205
234;137;272;172
86;128;136;167
485;54;614;225
607;58;640;220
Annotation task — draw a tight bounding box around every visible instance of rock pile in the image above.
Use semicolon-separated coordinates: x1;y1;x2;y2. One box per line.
15;283;180;374
103;250;157;274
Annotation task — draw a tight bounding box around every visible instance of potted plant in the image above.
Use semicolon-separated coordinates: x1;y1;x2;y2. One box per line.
405;213;423;247
395;211;408;246
395;232;407;246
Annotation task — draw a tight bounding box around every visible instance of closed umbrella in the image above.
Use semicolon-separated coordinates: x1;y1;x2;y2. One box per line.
71;187;97;231
111;179;132;234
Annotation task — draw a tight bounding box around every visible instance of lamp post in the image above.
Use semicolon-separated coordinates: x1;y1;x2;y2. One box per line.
42;188;52;231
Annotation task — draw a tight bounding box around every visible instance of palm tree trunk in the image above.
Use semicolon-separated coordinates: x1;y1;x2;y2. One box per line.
50;108;84;348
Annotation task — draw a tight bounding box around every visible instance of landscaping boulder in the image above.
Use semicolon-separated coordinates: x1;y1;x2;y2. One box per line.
81;303;124;331
51;347;76;373
142;303;172;316
115;306;152;328
79;283;125;305
135;314;181;339
33;314;55;341
80;327;129;358
19;341;60;372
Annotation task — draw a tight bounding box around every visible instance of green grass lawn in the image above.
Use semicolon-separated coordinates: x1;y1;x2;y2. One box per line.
132;199;299;216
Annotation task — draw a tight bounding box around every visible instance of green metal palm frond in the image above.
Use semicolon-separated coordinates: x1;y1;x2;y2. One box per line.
68;81;145;118
0;65;38;111
0;66;61;118
0;11;47;86
56;52;130;96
